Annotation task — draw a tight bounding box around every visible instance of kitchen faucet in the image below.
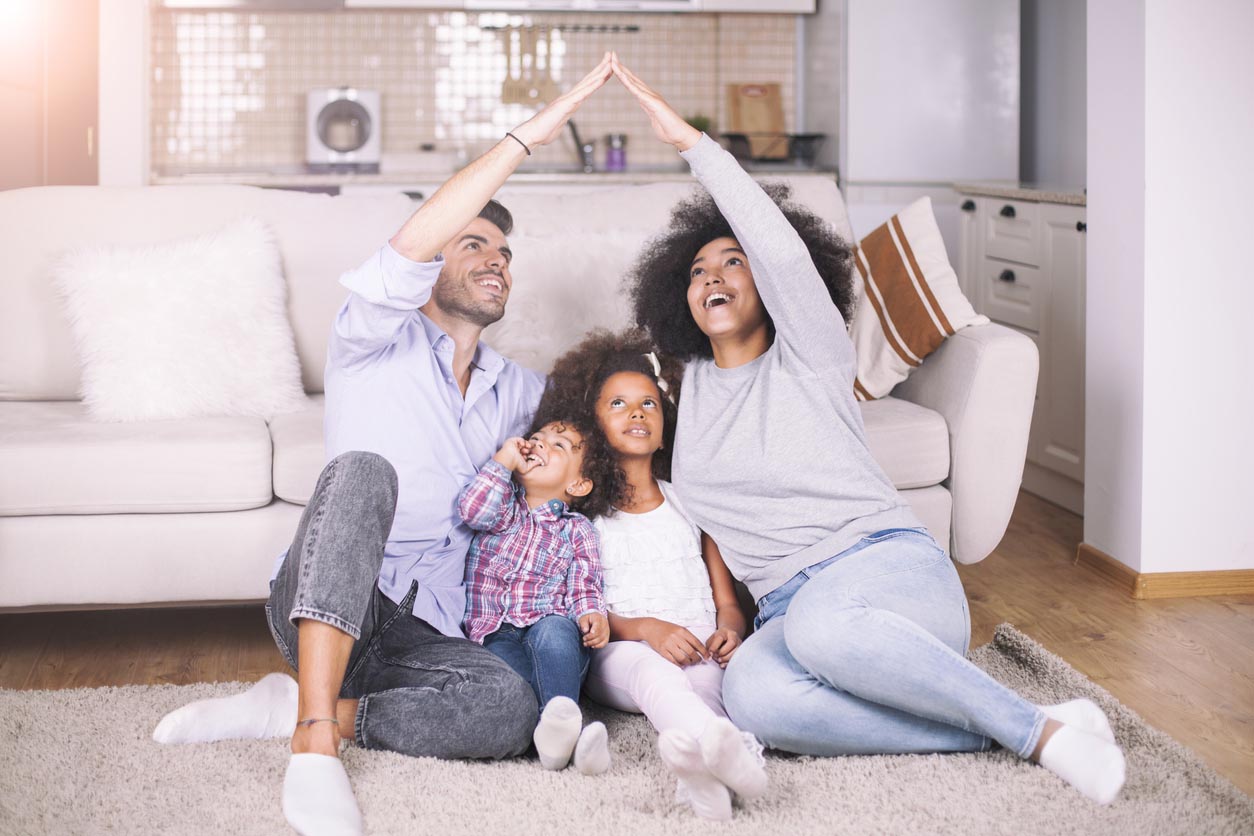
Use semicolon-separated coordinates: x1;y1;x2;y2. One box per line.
567;120;596;173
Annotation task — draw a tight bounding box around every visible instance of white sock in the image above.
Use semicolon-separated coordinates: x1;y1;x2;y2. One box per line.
1038;699;1116;744
700;718;768;801
1037;724;1127;805
658;729;732;822
152;672;298;744
533;696;582;771
572;721;612;776
282;753;363;836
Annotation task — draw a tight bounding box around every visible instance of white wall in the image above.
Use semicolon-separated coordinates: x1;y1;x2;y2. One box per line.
1085;0;1254;574
1020;0;1086;187
97;0;147;186
1139;0;1254;573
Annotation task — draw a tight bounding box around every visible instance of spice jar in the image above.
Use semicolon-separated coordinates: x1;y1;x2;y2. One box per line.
605;133;627;172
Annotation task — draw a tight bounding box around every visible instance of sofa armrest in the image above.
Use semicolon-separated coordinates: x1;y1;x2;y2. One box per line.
890;323;1039;564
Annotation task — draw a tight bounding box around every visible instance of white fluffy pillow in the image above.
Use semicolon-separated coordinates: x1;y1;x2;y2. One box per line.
54;216;309;422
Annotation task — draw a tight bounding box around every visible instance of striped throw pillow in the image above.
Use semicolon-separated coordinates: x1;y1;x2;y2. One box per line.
849;197;988;400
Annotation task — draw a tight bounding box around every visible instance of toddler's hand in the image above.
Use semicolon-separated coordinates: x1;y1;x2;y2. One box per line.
705;628;742;668
580;612;609;649
492;437;536;474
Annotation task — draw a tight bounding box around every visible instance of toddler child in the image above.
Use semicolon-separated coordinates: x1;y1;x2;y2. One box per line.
459;418;613;775
543;329;768;822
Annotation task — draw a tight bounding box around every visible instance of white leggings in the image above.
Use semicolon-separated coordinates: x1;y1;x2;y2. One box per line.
585;624;727;740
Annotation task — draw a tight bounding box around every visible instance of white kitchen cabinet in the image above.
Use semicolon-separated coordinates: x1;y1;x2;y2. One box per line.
957;189;1087;513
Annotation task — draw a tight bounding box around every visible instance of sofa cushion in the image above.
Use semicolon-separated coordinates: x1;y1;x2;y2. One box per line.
270;395;325;505
0;401;273;515
859;396;950;489
850;197;988;400
53;216;309;422
0;186;415;400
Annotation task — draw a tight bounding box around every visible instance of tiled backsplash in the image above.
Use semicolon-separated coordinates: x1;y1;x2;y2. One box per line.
150;10;797;175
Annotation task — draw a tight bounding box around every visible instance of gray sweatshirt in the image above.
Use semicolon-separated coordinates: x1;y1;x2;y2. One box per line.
672;135;922;602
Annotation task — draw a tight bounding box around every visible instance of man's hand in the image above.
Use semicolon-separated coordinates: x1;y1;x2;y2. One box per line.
510;53;613;150
641;619;709;667
611;53;702;152
580;612;609;649
705;628;742;668
492;437;537;474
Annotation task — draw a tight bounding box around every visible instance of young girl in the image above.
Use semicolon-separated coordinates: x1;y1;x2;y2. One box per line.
536;329;767;822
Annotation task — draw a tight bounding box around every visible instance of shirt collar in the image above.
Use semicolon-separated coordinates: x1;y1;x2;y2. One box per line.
416;310;507;380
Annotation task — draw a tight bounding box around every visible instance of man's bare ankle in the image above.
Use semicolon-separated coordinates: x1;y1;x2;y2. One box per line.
291;722;341;757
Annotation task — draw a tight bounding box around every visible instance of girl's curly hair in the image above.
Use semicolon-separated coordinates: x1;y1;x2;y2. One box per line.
628;182;856;360
531;328;683;518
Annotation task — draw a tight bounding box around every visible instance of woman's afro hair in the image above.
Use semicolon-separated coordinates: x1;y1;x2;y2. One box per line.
628;182;856;360
531;327;683;517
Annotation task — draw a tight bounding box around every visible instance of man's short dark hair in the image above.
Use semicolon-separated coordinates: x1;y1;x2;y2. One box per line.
478;199;513;236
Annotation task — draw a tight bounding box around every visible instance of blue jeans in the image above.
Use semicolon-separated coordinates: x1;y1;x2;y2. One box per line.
483;615;590;708
723;528;1046;758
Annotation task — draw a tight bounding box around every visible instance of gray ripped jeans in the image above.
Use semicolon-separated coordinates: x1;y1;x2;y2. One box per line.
266;451;538;759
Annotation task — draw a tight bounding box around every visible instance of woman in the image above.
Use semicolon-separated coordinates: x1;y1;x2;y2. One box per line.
612;54;1126;805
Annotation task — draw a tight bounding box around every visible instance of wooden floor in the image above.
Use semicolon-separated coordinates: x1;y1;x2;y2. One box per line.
2;492;1251;794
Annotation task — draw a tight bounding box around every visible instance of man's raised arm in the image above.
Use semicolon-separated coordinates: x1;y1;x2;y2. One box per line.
390;53;613;261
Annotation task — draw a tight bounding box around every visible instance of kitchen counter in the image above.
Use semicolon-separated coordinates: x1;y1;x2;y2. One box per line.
150;165;837;189
953;180;1086;206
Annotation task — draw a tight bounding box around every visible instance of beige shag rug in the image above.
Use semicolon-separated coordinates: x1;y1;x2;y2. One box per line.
1;625;1250;836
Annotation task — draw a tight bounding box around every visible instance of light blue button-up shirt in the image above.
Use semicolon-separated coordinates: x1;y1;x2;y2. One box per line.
293;243;545;638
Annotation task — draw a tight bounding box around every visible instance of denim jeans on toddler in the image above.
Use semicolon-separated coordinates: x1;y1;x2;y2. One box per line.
483;614;590;707
722;527;1046;758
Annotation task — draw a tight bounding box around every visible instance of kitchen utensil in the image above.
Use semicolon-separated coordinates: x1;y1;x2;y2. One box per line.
500;29;524;104
521;27;538;102
535;27;561;102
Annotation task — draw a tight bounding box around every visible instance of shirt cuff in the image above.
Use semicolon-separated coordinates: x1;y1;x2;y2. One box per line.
678;133;726;171
480;458;514;482
339;242;444;309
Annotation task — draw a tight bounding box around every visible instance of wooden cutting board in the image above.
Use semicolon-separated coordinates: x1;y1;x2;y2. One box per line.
726;83;787;159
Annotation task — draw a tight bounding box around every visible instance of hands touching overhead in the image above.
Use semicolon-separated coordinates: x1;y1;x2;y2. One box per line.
509;51;702;155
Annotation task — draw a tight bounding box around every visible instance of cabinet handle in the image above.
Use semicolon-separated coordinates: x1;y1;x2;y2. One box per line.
1076;221;1087;233
402;190;425;201
961;199;976;212
999;204;1016;219
998;269;1016;283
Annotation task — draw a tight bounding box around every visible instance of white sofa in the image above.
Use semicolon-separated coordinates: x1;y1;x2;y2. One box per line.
0;178;1038;611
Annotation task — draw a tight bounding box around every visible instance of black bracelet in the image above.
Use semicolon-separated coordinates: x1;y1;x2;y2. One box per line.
504;131;532;155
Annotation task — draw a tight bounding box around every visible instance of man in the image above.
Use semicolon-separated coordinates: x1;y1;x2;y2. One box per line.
154;54;616;836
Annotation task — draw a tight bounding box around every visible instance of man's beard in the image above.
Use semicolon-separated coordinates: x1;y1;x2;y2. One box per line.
430;268;506;327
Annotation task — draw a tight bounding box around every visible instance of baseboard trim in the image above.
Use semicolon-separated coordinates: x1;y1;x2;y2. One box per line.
1075;543;1254;599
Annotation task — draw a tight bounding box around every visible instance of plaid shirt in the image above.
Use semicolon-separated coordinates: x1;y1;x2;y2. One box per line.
459;460;605;644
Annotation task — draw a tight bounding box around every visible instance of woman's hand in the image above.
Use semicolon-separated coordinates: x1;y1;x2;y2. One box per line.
705;628;741;668
510;53;613;150
641;618;710;667
611;53;702;152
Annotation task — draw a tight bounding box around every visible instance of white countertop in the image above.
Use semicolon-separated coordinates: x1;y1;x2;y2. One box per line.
953;180;1086;206
150;165;836;188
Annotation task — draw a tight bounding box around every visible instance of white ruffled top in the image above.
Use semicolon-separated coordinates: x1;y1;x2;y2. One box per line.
594;480;717;625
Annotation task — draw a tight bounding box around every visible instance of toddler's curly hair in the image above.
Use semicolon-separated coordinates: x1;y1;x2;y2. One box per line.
531;328;683;517
628;182;856;360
